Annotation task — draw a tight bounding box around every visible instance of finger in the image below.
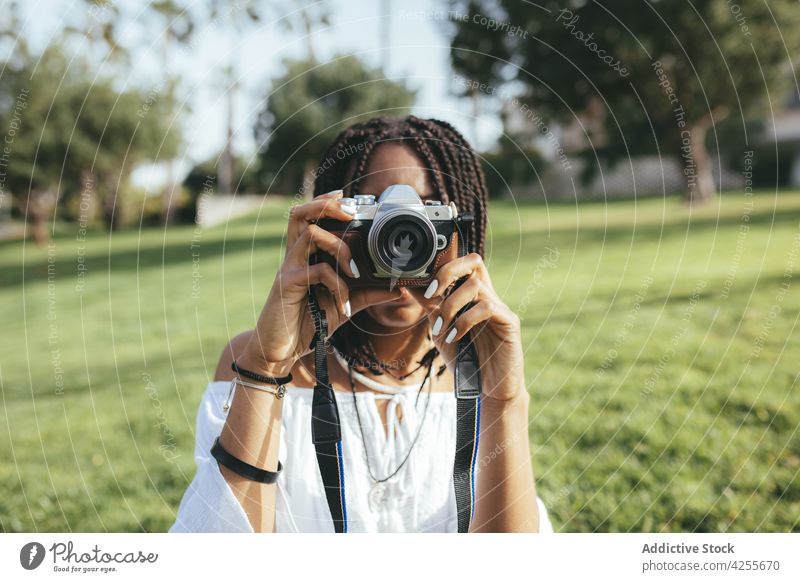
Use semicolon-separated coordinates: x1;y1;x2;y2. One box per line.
315;190;344;199
430;276;483;338
444;299;495;344
441;299;494;344
286;190;355;247
287;190;349;244
286;224;358;278
292;262;351;318
422;253;488;300
349;286;406;314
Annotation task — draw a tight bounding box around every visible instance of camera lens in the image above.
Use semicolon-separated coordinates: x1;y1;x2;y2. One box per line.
369;212;437;276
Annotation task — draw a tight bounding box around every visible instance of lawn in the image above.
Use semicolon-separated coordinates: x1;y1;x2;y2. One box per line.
1;190;798;532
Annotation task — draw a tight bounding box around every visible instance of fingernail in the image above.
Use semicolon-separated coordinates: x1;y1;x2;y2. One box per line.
432;316;443;336
340;203;357;215
344;300;352;317
423;279;438;299
445;327;457;344
331;189;343;197
349;259;360;278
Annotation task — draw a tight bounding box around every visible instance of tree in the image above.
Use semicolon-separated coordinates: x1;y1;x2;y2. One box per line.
149;0;195;225
182;153;261;222
254;55;415;196
0;43;181;243
285;0;331;62
204;0;272;196
449;0;800;203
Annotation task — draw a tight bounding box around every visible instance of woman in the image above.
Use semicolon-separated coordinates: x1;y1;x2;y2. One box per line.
169;115;553;533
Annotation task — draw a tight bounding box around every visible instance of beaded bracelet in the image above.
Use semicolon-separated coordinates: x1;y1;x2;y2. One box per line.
231;359;293;385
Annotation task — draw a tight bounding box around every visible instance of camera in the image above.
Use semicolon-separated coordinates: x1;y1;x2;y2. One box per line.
313;185;472;289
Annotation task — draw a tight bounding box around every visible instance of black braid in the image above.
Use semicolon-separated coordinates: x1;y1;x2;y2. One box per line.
312;115;489;377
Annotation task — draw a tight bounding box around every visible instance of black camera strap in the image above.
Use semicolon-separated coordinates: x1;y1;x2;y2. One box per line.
306;213;480;533
307;286;348;533
452;214;482;533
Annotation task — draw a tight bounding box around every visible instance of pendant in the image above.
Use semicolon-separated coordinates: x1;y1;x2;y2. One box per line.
368;481;387;511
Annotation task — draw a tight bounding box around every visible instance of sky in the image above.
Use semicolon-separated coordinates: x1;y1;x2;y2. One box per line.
9;0;507;190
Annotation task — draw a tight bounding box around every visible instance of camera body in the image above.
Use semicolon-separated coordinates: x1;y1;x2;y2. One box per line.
314;185;472;289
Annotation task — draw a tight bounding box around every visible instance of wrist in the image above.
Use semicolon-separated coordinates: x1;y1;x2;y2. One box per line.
237;343;296;378
481;387;530;417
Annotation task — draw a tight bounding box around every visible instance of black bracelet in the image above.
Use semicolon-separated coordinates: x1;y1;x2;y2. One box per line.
231;359;293;385
210;437;283;484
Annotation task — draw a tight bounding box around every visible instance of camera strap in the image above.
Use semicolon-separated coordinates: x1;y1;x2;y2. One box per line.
452;214;482;533
307;285;348;533
306;213;480;533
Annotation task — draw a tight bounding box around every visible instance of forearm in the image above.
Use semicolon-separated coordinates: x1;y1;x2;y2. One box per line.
470;390;540;532
217;352;288;533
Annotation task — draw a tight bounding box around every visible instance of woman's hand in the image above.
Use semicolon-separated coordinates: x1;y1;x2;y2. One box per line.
238;190;403;376
423;253;526;403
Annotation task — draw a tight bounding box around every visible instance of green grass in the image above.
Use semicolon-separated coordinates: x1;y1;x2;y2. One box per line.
1;190;798;532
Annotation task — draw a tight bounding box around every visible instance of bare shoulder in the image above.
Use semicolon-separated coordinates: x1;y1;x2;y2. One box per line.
212;330;316;386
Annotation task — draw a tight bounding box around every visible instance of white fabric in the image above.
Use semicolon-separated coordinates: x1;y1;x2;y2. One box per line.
169;380;554;533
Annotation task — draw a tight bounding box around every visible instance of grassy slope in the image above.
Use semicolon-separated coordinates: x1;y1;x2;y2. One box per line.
0;190;798;532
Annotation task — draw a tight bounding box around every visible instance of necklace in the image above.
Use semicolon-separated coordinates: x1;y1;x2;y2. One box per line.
364;334;438;381
334;347;425;395
346;356;434;511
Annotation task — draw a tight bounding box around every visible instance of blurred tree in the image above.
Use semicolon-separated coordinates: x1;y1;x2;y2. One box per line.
479;103;547;199
182;154;261;222
0;44;180;244
0;0;26;227
254;55;415;196
68;0;130;65
184;156;260;197
481;137;545;200
285;0;331;61
149;0;195;226
206;1;271;196
449;0;800;204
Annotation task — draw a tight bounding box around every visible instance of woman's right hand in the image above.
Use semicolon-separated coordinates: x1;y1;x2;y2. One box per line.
237;190;404;376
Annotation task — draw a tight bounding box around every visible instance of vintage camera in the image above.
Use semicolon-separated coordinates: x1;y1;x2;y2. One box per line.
313;185;472;289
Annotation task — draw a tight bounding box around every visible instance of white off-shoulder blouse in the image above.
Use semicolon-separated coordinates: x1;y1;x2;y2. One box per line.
168;380;554;533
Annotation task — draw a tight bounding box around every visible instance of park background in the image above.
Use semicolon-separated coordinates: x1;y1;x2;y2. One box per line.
0;0;798;532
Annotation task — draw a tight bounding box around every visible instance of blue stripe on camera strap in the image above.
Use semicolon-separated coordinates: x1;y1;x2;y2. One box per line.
471;397;480;522
313;440;348;533
452;214;482;532
337;440;348;531
308;286;348;533
454;388;481;532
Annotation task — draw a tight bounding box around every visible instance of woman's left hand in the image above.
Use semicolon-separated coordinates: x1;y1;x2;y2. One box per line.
423;253;526;403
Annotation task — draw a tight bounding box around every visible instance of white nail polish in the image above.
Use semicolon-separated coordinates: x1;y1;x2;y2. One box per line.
432;316;443;336
445;327;458;344
349;259;360;279
340;204;357;215
344;300;352;318
424;279;438;299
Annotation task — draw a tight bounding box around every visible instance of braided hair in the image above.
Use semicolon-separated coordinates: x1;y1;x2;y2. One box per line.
313;115;489;376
